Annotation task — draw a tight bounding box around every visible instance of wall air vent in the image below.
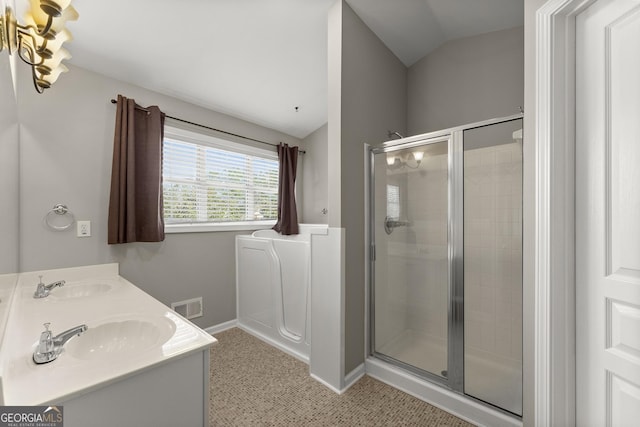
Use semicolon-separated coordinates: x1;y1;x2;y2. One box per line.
171;297;203;320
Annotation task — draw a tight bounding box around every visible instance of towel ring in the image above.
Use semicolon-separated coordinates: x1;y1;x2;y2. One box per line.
44;204;75;231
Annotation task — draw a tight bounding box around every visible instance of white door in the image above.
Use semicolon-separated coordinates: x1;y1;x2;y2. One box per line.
576;0;640;426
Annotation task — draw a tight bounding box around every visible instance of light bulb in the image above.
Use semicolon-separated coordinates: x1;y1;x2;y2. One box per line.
38;0;72;17
22;26;71;59
36;63;68;89
387;155;396;166
41;63;68;84
27;0;50;28
36;47;70;73
26;3;78;37
48;5;78;33
60;5;78;22
413;151;424;162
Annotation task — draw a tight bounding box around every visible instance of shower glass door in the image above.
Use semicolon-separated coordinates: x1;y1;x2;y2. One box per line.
371;138;450;381
463;119;523;415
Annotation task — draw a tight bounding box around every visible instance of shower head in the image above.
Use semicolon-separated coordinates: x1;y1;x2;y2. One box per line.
387;131;404;140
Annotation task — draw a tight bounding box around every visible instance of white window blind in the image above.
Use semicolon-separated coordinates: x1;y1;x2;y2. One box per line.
162;127;279;227
387;184;400;220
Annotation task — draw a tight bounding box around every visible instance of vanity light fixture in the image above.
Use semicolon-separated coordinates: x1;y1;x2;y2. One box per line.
386;150;424;169
0;0;78;93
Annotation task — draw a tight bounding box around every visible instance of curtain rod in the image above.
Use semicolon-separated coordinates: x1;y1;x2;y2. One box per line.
109;99;305;154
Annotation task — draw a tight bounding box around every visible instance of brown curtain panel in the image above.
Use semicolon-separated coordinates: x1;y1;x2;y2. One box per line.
107;94;166;244
272;143;299;235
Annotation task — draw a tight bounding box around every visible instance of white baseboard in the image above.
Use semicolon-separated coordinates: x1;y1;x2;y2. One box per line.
343;363;365;391
310;373;344;394
236;323;310;364
310;363;365;395
204;319;237;335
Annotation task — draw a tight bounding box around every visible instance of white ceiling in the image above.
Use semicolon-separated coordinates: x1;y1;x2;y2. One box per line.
345;0;524;66
63;0;335;139
43;0;523;139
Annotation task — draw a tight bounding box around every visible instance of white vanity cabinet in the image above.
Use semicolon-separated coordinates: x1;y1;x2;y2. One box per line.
0;264;216;427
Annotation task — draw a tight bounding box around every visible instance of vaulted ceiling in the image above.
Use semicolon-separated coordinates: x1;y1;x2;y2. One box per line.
50;0;523;139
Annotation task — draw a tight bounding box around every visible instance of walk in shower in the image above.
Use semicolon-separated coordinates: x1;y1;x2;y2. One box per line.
368;115;523;419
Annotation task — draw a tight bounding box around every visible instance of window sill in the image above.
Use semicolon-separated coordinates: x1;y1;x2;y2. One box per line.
165;221;276;234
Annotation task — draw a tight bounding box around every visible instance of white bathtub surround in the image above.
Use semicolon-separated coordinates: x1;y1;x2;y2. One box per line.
236;224;346;393
0;263;215;426
236;227;313;362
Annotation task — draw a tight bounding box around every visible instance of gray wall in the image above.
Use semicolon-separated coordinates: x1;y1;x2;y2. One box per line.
327;1;343;228
0;53;18;274
300;123;329;224
339;2;407;374
17;64;300;329
408;26;524;135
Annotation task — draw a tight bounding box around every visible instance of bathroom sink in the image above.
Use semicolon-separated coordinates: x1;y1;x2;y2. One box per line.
64;317;176;361
49;282;113;299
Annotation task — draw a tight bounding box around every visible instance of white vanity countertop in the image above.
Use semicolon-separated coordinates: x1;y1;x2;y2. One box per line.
1;263;216;405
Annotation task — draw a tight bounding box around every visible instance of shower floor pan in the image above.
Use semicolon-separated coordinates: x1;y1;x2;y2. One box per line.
377;329;522;415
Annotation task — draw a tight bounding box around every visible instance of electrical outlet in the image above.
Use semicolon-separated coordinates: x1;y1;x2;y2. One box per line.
77;220;91;237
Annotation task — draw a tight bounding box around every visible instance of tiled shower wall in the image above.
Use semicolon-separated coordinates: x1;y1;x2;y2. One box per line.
464;142;523;364
405;152;449;343
373;156;409;350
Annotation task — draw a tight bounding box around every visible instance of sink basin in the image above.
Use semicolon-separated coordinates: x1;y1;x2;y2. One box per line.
65;317;176;361
50;282;113;299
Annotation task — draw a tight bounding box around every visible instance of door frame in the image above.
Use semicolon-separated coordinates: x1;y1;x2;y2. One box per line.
534;0;595;425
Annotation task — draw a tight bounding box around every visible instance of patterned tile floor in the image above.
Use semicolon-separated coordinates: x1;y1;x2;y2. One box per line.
210;328;475;426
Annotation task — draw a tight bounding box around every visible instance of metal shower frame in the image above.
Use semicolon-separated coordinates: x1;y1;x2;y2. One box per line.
367;112;524;414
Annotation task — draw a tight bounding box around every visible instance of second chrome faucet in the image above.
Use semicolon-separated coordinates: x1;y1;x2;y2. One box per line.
33;275;65;298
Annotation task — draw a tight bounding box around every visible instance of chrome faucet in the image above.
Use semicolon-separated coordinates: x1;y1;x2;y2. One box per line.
33;275;65;298
33;322;88;364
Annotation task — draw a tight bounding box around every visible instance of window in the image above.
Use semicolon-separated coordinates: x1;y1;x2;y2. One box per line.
162;125;279;232
387;184;400;220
